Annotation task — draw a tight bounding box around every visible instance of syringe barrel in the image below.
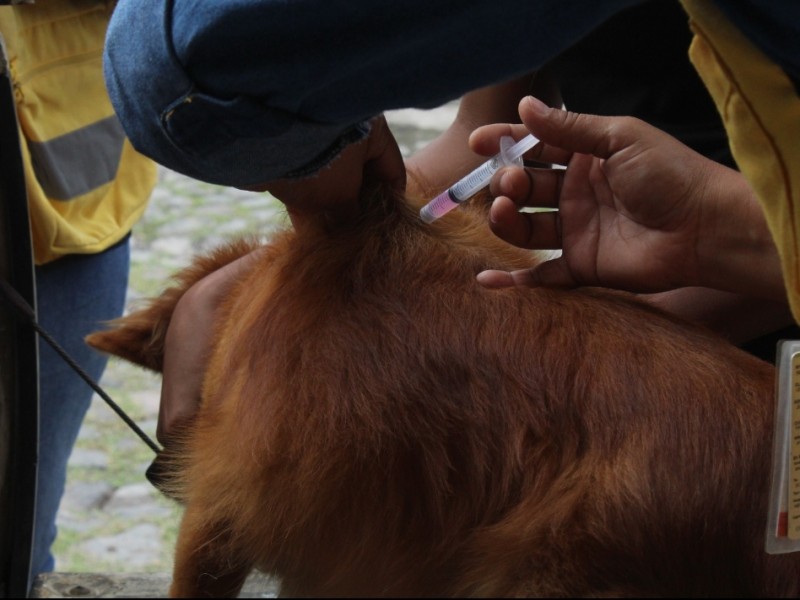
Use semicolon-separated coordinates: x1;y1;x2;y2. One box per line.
448;157;502;202
419;190;459;223
449;135;527;202
418;135;530;224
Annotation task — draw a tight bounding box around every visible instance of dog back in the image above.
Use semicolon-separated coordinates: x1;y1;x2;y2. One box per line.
88;191;797;597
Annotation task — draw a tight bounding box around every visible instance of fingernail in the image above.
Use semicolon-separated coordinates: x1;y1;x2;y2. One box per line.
489;197;503;224
525;96;548;115
499;171;512;196
476;270;507;289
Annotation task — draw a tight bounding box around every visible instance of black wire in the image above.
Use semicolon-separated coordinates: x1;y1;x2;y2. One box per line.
0;277;162;454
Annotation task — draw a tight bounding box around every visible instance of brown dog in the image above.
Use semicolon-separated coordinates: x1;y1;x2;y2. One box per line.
88;187;799;597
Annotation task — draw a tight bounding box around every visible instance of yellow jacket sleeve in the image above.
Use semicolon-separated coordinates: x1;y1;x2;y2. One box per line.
681;0;800;323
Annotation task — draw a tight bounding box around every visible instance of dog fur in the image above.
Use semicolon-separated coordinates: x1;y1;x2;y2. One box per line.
87;188;800;597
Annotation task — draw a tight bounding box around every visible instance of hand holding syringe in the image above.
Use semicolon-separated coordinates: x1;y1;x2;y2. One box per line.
419;133;539;223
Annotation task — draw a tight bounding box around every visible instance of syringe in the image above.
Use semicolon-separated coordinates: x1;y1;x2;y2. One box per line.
419;133;539;224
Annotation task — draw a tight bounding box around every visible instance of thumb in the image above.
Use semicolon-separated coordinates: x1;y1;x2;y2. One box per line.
519;96;640;161
527;255;580;288
476;257;579;289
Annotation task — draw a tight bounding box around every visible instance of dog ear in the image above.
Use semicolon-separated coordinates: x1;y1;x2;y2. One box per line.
86;237;266;372
85;291;179;372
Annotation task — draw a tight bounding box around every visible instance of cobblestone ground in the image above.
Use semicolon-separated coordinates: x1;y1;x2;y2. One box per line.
52;105;457;575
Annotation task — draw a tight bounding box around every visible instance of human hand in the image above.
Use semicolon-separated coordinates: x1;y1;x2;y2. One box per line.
473;96;784;301
156;118;402;444
641;287;795;346
157;250;262;445
246;115;406;222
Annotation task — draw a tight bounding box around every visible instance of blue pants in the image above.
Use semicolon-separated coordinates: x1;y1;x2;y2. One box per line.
104;1;799;190
30;236;130;579
104;0;641;188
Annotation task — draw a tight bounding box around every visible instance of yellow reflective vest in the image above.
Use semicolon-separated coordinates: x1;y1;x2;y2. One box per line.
681;0;800;323
0;0;155;265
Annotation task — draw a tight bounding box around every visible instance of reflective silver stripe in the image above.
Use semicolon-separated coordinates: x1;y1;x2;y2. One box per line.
26;115;125;201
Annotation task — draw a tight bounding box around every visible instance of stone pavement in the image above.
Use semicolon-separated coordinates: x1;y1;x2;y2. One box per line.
52;105;458;581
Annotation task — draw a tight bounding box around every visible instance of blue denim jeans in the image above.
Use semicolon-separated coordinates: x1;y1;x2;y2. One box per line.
104;1;800;190
104;0;641;189
30;236;130;580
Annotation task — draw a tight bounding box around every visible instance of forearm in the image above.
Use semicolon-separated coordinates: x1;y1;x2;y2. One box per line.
641;287;794;345
692;164;786;303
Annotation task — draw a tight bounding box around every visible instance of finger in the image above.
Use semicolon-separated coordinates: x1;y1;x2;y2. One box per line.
528;256;580;288
488;196;561;250
154;250;262;445
474;267;546;288
157;302;205;445
470;121;573;168
527;144;573;167
490;166;563;209
157;369;202;446
476;257;578;290
469;123;531;157
157;309;208;445
518;96;644;160
475;269;517;288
